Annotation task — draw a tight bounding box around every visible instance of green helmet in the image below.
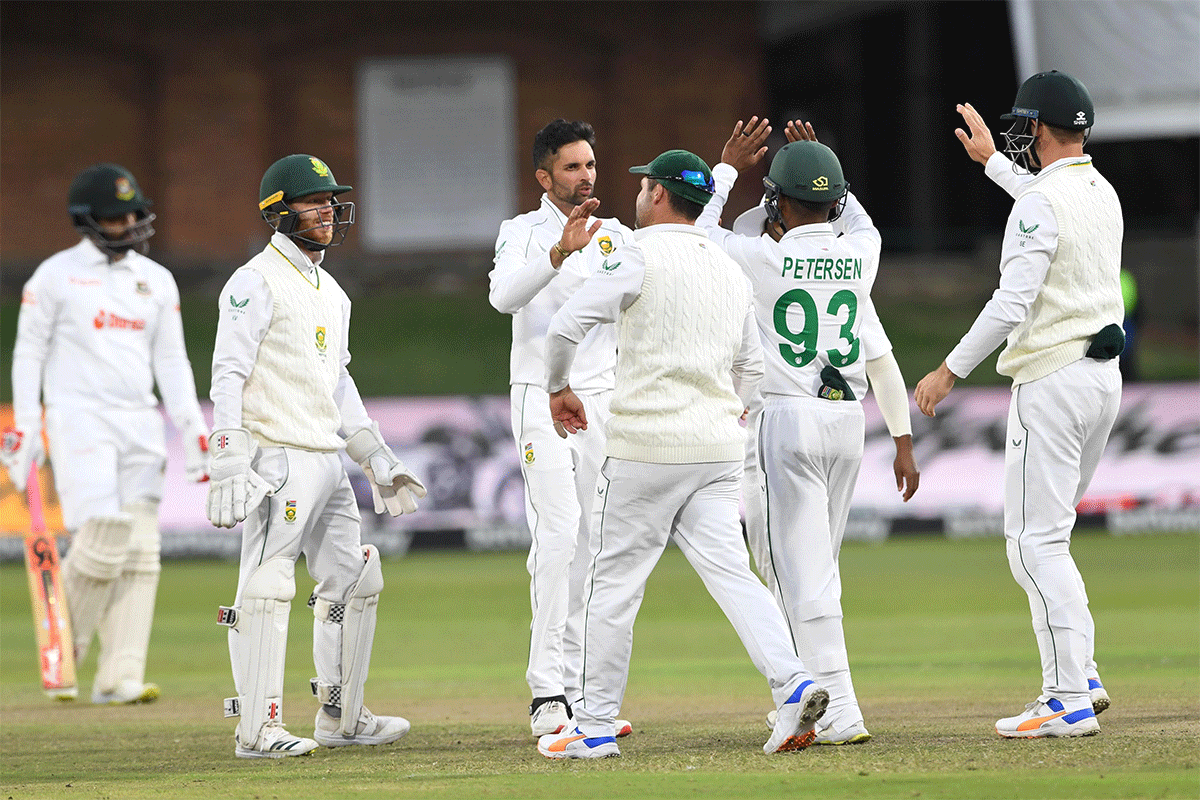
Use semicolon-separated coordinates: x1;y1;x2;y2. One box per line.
258;154;354;250
1001;70;1094;172
68;163;156;256
762;141;847;227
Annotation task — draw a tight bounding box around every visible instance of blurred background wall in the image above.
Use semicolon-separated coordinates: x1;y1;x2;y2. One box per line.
2;0;1197;383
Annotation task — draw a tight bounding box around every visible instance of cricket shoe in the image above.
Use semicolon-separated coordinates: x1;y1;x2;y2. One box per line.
815;720;872;745
996;697;1100;738
1089;678;1111;716
314;706;410;747
92;679;160;705
235;723;318;759
763;680;829;754
530;697;572;736
538;727;620;759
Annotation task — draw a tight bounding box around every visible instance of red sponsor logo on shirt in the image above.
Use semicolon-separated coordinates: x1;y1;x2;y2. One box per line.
69;277;102;286
93;309;146;330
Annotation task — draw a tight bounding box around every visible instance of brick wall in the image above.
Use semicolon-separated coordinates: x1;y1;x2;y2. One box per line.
1;1;766;278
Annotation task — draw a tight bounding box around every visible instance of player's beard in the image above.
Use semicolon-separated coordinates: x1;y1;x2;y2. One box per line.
552;179;593;208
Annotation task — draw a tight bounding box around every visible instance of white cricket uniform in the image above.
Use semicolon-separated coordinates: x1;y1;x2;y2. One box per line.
946;153;1123;706
489;194;633;702
544;223;818;739
11;237;204;528
698;164;886;731
211;231;376;710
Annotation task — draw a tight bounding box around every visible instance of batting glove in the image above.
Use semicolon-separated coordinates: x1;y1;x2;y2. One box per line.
345;424;427;516
1;425;45;494
183;422;211;483
206;428;273;528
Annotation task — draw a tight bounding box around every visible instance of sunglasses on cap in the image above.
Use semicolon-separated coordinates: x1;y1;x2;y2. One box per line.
648;170;715;194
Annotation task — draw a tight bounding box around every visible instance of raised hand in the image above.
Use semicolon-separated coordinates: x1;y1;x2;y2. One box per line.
558;197;603;256
954;102;997;165
720;116;771;172
784;119;818;143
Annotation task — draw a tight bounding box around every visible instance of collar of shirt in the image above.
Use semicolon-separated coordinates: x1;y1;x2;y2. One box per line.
1036;154;1093;177
780;221;834;241
632;223;709;242
539;193;571;227
269;230;323;278
77;236;139;272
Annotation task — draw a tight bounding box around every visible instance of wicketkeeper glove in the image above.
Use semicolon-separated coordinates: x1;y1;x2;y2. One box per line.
206;428;273;528
183;422;211;483
1;425;45;494
344;423;427;516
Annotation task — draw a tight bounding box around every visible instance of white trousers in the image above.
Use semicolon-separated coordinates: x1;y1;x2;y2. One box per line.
573;457;814;738
747;395;865;728
510;384;611;701
1005;358;1121;704
229;448;366;706
45;406;165;530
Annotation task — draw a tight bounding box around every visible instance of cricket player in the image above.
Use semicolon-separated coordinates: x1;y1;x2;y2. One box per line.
208;154;425;758
915;71;1122;738
538;149;829;759
489;119;634;737
696;119;920;745
3;163;210;705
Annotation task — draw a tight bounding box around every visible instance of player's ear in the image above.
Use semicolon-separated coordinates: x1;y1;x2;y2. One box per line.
535;168;552;192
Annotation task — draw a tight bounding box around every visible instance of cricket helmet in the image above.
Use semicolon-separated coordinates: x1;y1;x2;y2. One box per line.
1001;70;1094;172
68;163;156;255
763;141;848;224
258;154;354;250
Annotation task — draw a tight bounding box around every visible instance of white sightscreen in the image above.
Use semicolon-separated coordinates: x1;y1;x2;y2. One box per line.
1008;0;1200;141
357;57;517;252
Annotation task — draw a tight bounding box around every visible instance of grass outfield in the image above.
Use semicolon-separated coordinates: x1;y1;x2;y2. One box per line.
1;532;1197;799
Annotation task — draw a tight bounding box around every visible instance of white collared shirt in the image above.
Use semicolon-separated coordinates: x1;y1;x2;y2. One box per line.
697;163;884;400
489;193;634;394
209;232;371;435
12;237;203;433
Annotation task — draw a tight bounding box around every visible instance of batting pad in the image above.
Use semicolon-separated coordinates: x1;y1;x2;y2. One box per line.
94;503;162;693
62;514;134;663
311;544;384;736
222;557;294;749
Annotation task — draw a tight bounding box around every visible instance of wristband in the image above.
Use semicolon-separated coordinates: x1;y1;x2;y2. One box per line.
552;242;571;259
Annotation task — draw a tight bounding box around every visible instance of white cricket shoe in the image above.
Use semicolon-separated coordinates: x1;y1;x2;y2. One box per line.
314;706;410;747
815;720;872;745
235;723;318;759
530;699;571;736
538;727;620;759
92;679;160;705
764;680;829;754
996;697;1099;738
1089;678;1111;716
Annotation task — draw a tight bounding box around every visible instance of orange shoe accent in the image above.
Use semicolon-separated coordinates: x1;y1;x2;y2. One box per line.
776;730;818;752
547;733;587;753
1016;710;1066;731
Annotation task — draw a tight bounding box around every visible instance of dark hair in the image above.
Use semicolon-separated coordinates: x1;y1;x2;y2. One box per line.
533;119;596;172
782;194;836;218
660;183;706;221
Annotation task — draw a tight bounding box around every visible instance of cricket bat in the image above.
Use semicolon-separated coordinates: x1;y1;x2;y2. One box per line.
23;461;77;699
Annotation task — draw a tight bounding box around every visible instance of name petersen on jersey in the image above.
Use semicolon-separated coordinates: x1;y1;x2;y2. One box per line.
781;256;863;281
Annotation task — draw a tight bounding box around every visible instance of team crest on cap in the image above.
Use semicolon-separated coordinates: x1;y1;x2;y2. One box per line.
598;236;614;255
524;442;535;464
310;158;330;177
813;176;830;191
284;500;297;523
315;326;327;354
114;177;136;201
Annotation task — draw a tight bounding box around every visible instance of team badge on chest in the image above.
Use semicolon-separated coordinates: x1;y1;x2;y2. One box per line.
315;326;327;355
598;236;614;255
284;500;298;523
524;442;535;464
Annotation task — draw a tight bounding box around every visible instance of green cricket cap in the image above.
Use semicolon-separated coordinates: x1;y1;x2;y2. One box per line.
629;149;715;205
